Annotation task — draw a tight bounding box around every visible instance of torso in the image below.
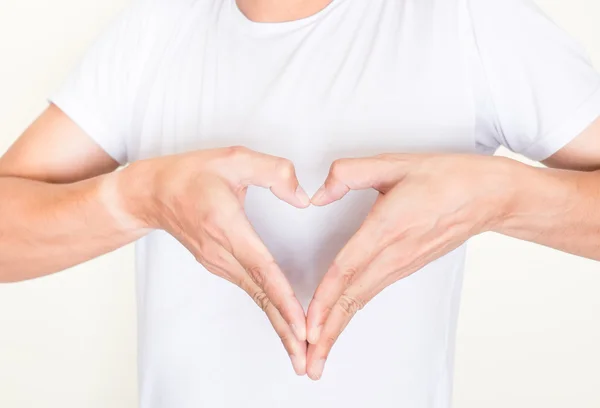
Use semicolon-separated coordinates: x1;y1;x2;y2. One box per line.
131;1;479;406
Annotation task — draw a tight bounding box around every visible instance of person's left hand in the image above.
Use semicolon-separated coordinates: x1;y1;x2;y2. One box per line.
304;153;518;380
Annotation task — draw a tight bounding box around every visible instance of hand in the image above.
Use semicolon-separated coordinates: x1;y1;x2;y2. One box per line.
121;146;311;375
305;153;516;380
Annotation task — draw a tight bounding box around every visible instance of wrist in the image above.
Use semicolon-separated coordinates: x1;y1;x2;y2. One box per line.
487;157;566;236
474;156;528;233
100;160;158;231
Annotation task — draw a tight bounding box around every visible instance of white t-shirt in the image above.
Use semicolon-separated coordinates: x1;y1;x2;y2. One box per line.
51;0;600;407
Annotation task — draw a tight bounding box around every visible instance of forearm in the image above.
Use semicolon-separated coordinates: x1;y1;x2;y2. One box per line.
494;159;600;261
0;167;149;282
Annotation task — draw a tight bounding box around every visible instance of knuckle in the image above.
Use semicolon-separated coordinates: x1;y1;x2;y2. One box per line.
193;253;206;265
341;268;358;287
194;248;224;273
246;264;266;287
202;220;227;244
337;294;364;316
331;263;358;288
193;240;215;266
329;159;345;178
252;290;271;312
195;237;213;255
193;250;208;266
195;255;226;278
200;210;222;229
245;259;276;288
274;158;295;180
224;145;249;159
205;254;228;272
201;258;220;273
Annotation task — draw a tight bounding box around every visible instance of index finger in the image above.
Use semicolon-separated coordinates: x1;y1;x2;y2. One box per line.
222;210;307;342
306;195;399;345
306;241;407;380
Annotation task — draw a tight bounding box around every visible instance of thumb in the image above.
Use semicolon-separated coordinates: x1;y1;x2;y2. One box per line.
236;149;310;208
311;155;411;206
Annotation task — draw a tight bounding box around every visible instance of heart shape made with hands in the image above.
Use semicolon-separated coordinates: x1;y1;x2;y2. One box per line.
161;148;496;382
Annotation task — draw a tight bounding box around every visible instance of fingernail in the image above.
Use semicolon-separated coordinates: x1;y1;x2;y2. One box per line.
290;354;306;376
311;359;326;380
308;325;322;344
290;324;306;342
295;185;311;207
311;186;326;204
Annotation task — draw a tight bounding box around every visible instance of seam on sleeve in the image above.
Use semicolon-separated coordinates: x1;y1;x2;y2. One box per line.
518;84;600;161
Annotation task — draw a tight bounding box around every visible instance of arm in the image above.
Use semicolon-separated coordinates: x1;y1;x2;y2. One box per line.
1;105;310;374
303;117;600;380
499;116;600;259
0;175;146;282
0;104;139;282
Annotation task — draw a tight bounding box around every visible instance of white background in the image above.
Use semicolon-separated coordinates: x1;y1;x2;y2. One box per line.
0;1;599;407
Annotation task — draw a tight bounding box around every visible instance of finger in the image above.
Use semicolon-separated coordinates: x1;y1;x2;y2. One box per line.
307;254;401;381
226;147;311;208
306;291;367;380
307;233;466;380
191;237;307;375
222;210;307;343
306;240;410;380
238;275;308;376
306;195;397;344
311;155;411;206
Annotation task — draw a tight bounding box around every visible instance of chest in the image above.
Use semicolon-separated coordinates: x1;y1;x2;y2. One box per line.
127;0;475;175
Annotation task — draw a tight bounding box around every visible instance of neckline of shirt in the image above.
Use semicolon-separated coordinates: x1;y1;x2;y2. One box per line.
230;0;345;36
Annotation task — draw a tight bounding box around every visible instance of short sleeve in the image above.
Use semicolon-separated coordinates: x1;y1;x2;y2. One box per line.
468;0;600;161
49;1;151;164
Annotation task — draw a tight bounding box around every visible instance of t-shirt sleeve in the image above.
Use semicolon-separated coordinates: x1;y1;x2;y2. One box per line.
49;2;150;164
468;0;600;161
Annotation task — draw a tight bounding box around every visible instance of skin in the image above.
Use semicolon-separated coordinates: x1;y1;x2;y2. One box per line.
2;0;600;382
236;0;334;22
0;105;311;376
305;147;600;379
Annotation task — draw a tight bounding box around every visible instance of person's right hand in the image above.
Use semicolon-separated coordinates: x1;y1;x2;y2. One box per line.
117;146;311;375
